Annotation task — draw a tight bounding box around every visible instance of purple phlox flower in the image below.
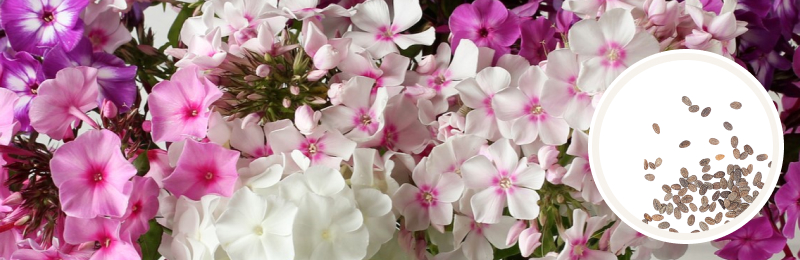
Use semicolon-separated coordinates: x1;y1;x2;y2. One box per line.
0;0;88;56
519;17;559;65
43;37;137;113
776;162;800;239
0;51;44;131
450;0;521;60
737;13;791;88
773;0;799;38
714;216;787;260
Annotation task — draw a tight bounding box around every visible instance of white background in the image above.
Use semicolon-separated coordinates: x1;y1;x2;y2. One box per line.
141;7;798;260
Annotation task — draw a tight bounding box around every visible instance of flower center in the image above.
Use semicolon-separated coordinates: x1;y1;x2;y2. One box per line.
204;172;213;180
321;229;333;241
435;74;446;85
499;177;512;189
307;143;318;155
42;11;54;23
254;226;264;236
104;238;111;248
573;244;585;256
382;28;394;39
530;105;543;115
360;115;372;126
422;192;434;203
191;109;198;117
606;48;620;62
478;27;490;38
93;172;103;182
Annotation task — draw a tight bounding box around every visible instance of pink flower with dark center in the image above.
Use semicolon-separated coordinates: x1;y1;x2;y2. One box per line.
148;66;222;142
50;129;136;218
84;10;132;53
120;176;159;241
64;217;139;260
450;0;521;60
162;140;240;200
559;210;616;260
714;216;786;260
29;66;100;140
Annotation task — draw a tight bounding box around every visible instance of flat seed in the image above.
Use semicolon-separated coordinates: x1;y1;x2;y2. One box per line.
700;158;710;166
744;145;753;155
727;164;734;174
654;199;661;210
649;162;656;169
769;161;772;168
692;230;700;233
644;159;649;170
757;154;768;161
714;171;725;178
700;205;708;212
701;107;711;117
652;214;664;221
715;154;725;160
659;222;670;229
653;123;660;134
669;228;678;233
688;184;697;192
753;191;759;198
723;122;733;130
700;185;708;195
680;178;689;187
702;165;711;173
712;191;720;201
743;195;754;203
709;138;719;145
655;158;662;167
688;215;695;226
754;172;762;184
667;204;674;215
721;191;731;198
679;187;688;196
726;211;738;218
675;210;682;219
710;201;717;212
645;213;652;221
718;199;726;209
689;105;700;112
681;167;689;178
645;174;655;181
659;204;667;214
731;136;738;148
682;195;693;203
688;175;698;182
673;195;681;204
690;203;697;212
730;101;742;109
643;219;649;224
747;164;753;173
715;212;723;223
724;199;731;208
700;222;709;231
733;148;741;159
664;193;673;201
739;152;749;160
701;196;709;206
679;140;691;148
713;182;721;189
683;96;692;106
672;184;682;190
662;185;671;193
720;178;728;189
702;174;713;181
705;217;716;225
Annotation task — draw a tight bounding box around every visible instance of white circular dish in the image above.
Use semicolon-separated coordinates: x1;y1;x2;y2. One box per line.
589;50;784;244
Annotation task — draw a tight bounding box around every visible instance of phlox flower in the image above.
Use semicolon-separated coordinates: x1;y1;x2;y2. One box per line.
30;66;99;140
0;89;19;145
493;66;570;145
0;0;88;56
455;67;512;141
453;190;516;260
450;0;520;60
274;0;352;20
562;130;603;204
435;111;466;141
43;37;138;113
64;217;139;260
461;139;545;223
608;222;663;257
568;8;660;92
775;162;800;238
269;125;356;169
148;66;222;142
50;129;135;218
408;40;479;119
338;50;410;94
293;194;369;260
393;157;464;231
562;0;642;18
558;210;616;260
349;148;401;195
684;0;747;58
303;21;352;70
175;27;227;69
163;140;240;200
426;134;485;177
144;149;174;188
0;51;42;132
84;10;132;53
9;241;80;260
279;164;347;202
519;17;559;65
362;95;431;153
321;76;389;142
216;188;298;260
230;118;293;158
541;49;595;131
714;216;786;260
354;188;395;258
346;0;435;58
120;176;159;240
159;195;220;260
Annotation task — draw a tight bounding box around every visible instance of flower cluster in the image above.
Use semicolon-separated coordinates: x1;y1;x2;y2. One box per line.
0;0;798;259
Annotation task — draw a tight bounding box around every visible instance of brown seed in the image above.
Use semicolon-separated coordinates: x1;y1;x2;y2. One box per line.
681;168;689;178
675;209;682;219
713;182;721;189
667;204;674;214
653;123;660;134
723;122;733;130
654;199;661;210
649;162;656;169
683;96;692;106
715;154;725;160
712;191;720;201
739;152;749;160
645;213;652;221
754;172;762;184
655;158;662;167
714;171;725;178
645;174;655;181
682;195;694;203
702;174;713;181
688;215;696;225
731;136;738;148
727;164;734;174
700;222;709;231
702;165;711;173
730;101;742;109
659;204;667;214
769;161;772;167
710;201;717;212
643;219;649;224
679;140;691;148
652;214;664;221
701;196;709;206
662;185;671;193
689;105;700;112
753;191;759;198
726;211;738;218
700;158;710;166
690;203;698;212
715;212;723;223
709;138;719;145
669;228;678;233
757;154;769;161
664;193;673;202
744;145;753;155
679;188;688;196
673;195;681;204
743;195;754;203
659;222;670;229
705;217;716;225
701;107;711;117
733;149;740;159
747;164;753;173
672;184;682;190
688;175;698;183
700;205;708;212
680;178;689;188
721;191;731;198
688;183;697;192
692;230;700;233
644;159;648;170
700;185;708;195
720;178;728;190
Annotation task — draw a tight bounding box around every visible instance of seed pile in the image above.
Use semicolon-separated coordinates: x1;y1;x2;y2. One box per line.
641;97;771;233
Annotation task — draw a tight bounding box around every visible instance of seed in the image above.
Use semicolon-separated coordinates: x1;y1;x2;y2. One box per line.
713;182;721;189
700;185;708;195
681;168;689;178
720;178;728;189
653;123;660;134
679;140;691;148
701;107;711;117
659;222;670;229
733;149;740;159
715;212;723;223
667;204;674;215
645;174;655;181
659;204;667;214
688;215;695;225
664;193;673;201
645;213;652;221
718;199;726;209
710;201;717;211
702;165;710;173
723;122;732;130
675;210;682;219
701;196;709;206
672;184;682;190
643;219;649;224
727;164;734;174
705;217;715;225
753;191;759;198
689;105;700;112
743;195;754;203
652;214;664;221
649;162;656;169
739;152;749;160
709;138;719;145
726;211;738;218
744;145;753;155
721;191;731;198
688;175;697;182
715;154;724;160
754;172;762;184
712;191;720;201
690;203;697;212
644;159;648;170
730;101;742;109
654;199;661;210
702;174;713;181
747;164;753;173
679;188;688;196
692;230;700;233
655;158;662;167
757;154;768;161
683;96;692;106
673;195;681;204
700;158;710;166
682;195;693;203
662;185;671;193
731;136;738;148
679;178;689;187
700;222;709;231
714;171;724;178
669;228;678;233
769;161;772;167
724;199;731;208
688;184;697;192
700;205;708;212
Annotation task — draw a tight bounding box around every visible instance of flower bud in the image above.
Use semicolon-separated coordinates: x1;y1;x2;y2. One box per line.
142;120;152;133
101;99;118;119
282;98;291;108
256;64;271;77
290;85;300;95
307;69;327;81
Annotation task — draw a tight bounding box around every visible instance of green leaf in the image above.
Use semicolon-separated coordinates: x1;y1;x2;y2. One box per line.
494;245;521;259
133;150;150;176
167;5;196;48
139;220;164;260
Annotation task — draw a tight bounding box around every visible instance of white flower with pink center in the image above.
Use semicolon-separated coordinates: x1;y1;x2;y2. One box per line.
321;76;389;142
541;49;596;131
461;139;545;223
492;66;570;145
562;130;604;204
455;67;513;141
568;8;660;93
269;125;357;170
346;0;435;58
453;190;516;260
393;157;464;231
558;210;616;260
